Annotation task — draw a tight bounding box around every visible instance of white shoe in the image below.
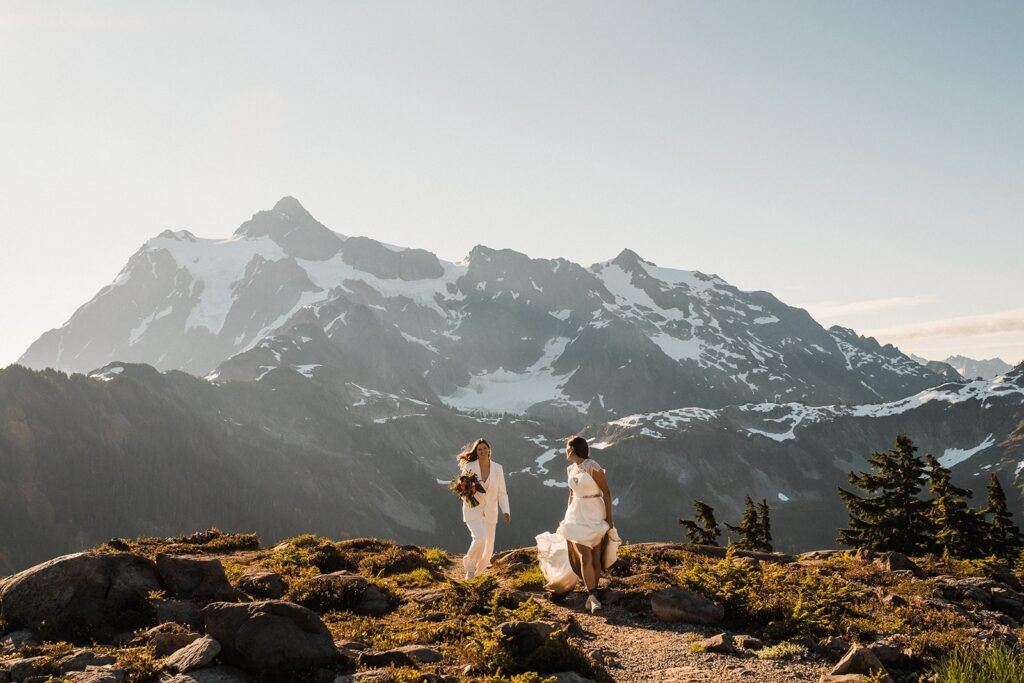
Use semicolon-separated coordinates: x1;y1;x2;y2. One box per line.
464;568;476;580
585;594;602;613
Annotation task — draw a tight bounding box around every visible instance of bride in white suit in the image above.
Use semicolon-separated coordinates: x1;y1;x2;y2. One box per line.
458;438;511;579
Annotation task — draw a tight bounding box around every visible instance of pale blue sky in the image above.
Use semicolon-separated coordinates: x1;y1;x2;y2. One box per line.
1;1;1022;367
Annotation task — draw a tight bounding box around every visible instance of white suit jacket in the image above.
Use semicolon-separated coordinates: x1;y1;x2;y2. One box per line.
461;459;510;523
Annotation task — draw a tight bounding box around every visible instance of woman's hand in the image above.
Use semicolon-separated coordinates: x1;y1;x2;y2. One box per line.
503;513;511;523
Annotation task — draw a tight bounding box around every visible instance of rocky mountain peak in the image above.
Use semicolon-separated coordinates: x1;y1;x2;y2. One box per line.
234;197;342;260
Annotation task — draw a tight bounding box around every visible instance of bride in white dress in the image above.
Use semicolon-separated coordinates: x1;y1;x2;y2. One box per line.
555;435;614;613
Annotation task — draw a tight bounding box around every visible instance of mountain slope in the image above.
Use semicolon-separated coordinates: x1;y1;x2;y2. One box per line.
2;361;1022;574
20;197;945;418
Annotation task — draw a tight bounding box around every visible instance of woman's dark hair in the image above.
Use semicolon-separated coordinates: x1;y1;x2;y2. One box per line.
458;438;491;465
567;435;589;459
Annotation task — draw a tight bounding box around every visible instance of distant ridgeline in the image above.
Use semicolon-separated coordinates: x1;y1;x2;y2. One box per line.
3;197;1023;574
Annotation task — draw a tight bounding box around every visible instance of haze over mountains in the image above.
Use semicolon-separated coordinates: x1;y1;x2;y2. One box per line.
6;197;1023;573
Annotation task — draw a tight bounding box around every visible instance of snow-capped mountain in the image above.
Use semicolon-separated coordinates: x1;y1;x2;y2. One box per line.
943;355;1014;381
19;197;946;419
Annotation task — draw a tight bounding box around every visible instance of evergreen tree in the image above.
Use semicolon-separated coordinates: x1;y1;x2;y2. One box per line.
982;474;1023;560
837;434;931;554
679;500;721;546
726;496;763;551
925;454;986;558
756;498;774;552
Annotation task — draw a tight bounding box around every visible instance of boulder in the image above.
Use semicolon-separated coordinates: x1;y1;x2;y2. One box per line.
157;667;253;682
650;587;724;625
819;636;851;660
358;585;391;617
56;650;118;673
157;600;204;630
694;633;739;654
881;593;908;608
4;657;44;681
0;552;159;642
495;620;560;653
166;636;222;673
733;634;766;651
873;552;924;578
156;555;239;602
64;667;127;683
356;649;415;668
392;644;443;663
830;645;893;682
202;600;336;674
152;632;202;658
235;571;286;599
0;630;36;654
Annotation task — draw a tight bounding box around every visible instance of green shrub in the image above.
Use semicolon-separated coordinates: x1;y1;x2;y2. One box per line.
393;567;438;588
511;566;547;591
114;646;163;683
931;643;1024;682
424;547;450;568
679;548;860;640
359;546;431;577
287;575;367;612
755;642;809;661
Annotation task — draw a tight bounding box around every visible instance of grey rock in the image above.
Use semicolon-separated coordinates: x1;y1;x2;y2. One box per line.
156;554;239;601
202;600;336;673
733;634;766;651
64;666;127;683
0;552;159;642
695;633;740;654
6;657;45;681
57;650;118;673
151;631;202;657
830;645;892;682
166;636;222;673
650;587;725;625
158;666;253;682
819;636;851;660
392;644;443;663
0;630;36;654
157;600;204;630
874;552;924;578
235;570;286;599
551;674;597;683
356;649;414;668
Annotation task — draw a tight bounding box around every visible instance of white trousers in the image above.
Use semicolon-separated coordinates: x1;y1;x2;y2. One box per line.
464;516;498;576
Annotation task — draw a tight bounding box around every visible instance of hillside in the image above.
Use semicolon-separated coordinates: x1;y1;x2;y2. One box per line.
2;362;1023;575
2;530;1023;682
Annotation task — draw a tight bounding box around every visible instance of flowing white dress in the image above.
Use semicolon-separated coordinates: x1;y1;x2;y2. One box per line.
557;459;610;548
536;458;617;592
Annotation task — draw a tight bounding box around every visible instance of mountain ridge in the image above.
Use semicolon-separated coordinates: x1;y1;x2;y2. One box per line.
18;197;946;421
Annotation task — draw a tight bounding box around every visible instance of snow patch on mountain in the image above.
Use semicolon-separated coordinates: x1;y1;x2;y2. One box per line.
940;434;996;468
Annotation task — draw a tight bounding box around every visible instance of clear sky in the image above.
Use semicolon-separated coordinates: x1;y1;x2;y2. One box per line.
2;1;1022;368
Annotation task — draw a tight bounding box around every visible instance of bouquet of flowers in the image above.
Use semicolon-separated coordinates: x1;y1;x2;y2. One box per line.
449;471;486;507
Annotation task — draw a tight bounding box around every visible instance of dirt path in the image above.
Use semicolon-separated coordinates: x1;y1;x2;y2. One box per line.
447;554;830;683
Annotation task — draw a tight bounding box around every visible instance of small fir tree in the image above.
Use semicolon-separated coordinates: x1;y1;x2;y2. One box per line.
756;498;773;552
679;500;721;546
726;496;764;551
925;454;986;558
982;474;1023;560
837;434;931;554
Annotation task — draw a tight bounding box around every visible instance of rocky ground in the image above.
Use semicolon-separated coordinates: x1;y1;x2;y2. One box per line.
2;531;1023;682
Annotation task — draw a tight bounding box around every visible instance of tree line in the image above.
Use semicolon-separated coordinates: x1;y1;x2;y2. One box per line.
679;433;1023;561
